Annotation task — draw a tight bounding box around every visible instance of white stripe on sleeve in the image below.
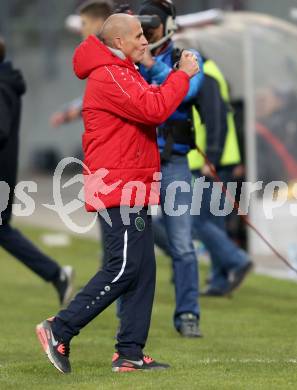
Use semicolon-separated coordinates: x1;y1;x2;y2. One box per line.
105;66;131;98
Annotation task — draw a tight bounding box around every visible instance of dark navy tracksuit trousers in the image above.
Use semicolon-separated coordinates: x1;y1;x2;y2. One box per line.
52;207;156;359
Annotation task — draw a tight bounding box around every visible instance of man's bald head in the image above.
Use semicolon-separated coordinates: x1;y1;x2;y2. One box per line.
99;13;148;63
100;13;139;47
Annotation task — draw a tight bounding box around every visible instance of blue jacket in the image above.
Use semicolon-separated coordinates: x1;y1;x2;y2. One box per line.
140;41;204;155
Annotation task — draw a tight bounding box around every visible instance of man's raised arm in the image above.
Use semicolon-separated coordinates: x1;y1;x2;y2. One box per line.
89;50;199;125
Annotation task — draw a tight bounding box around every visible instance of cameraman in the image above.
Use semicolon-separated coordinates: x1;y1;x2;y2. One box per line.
138;0;204;337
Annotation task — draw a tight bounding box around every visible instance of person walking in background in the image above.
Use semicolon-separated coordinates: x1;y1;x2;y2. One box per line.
152;54;253;296
0;37;74;306
50;0;114;128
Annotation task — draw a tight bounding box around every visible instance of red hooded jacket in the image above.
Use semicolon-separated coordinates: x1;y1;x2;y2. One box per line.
73;35;190;211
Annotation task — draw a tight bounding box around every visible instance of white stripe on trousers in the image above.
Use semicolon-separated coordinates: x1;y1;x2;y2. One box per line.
111;230;128;283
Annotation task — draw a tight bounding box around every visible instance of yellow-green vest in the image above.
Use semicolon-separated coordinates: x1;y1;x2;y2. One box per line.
188;59;241;170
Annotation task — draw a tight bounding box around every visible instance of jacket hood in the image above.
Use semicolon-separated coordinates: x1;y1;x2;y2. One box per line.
0;61;26;95
73;35;135;80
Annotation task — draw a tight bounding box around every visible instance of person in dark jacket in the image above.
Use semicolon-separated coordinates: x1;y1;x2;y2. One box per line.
188;57;253;296
0;37;74;306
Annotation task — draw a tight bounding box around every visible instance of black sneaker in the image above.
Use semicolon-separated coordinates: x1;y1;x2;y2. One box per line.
112;353;170;372
36;318;71;374
52;266;75;306
226;261;253;294
200;286;227;297
177;313;202;338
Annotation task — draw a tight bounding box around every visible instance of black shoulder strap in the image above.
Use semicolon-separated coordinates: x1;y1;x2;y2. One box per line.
0;82;16;110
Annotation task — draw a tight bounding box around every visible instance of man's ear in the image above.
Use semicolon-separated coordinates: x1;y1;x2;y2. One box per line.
113;37;122;50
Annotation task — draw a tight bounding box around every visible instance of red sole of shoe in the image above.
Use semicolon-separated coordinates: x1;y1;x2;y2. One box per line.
36;325;49;353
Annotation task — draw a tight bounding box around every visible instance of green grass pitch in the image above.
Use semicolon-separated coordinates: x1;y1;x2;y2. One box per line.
0;225;297;389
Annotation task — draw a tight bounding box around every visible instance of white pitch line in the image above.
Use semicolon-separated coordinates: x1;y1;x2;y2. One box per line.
195;358;297;364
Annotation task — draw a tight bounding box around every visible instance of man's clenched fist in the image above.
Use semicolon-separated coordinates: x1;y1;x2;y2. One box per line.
178;50;200;78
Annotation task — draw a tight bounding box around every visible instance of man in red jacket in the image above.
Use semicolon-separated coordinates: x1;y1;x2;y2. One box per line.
36;13;199;374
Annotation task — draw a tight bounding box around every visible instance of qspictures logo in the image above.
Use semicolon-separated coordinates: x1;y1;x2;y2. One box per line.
1;157;297;233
